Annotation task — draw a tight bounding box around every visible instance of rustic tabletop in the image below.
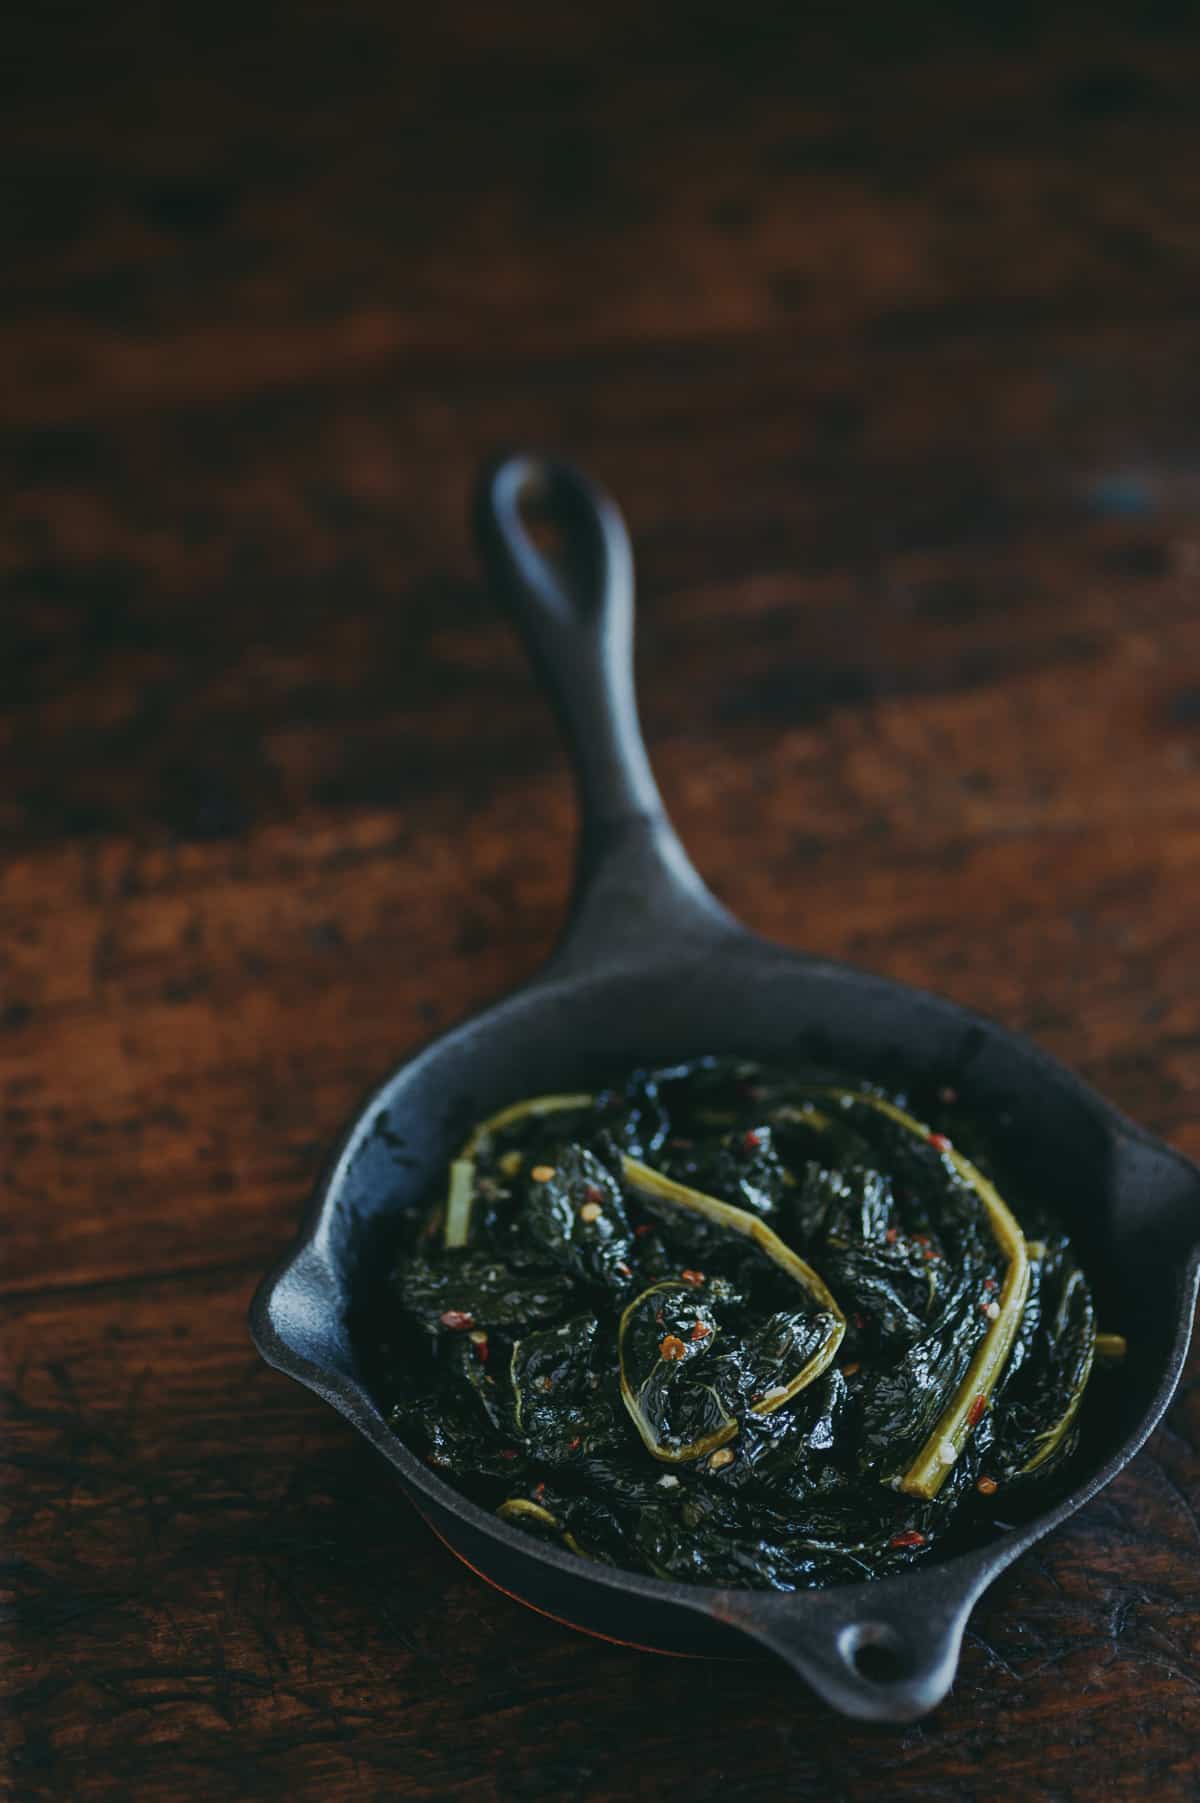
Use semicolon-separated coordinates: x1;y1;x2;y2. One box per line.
4;4;1200;1799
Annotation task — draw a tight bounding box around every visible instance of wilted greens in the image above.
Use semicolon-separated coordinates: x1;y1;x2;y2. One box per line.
378;1060;1123;1590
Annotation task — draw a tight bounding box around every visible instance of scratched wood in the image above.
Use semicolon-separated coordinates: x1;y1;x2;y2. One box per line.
4;4;1200;1799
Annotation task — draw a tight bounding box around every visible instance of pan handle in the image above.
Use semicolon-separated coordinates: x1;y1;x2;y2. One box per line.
474;453;738;975
711;1562;986;1723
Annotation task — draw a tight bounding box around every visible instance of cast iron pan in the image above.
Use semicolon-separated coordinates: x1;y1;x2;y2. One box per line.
250;453;1200;1722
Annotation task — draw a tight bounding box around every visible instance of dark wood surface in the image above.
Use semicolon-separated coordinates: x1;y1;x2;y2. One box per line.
4;5;1200;1798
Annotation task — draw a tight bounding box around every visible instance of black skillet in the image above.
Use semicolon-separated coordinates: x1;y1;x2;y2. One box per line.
250;453;1200;1722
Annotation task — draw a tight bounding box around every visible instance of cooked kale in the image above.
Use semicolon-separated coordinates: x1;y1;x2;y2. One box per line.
379;1059;1120;1591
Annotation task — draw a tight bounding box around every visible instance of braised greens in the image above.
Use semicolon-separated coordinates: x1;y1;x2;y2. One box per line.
380;1060;1120;1590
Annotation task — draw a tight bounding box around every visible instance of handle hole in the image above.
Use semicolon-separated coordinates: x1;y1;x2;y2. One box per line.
516;482;580;600
517;487;568;562
512;469;597;615
838;1622;911;1684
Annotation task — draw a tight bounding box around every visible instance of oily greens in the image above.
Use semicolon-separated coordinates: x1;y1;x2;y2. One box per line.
379;1059;1124;1591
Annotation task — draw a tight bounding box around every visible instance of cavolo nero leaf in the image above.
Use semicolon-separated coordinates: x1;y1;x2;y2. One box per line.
380;1060;1117;1590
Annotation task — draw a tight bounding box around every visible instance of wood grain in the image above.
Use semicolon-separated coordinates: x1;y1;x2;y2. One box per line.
4;3;1200;1798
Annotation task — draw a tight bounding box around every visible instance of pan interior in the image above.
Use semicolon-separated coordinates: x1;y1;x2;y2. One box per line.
272;941;1193;1584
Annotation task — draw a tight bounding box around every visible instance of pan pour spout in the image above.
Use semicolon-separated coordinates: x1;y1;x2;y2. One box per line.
713;1559;986;1722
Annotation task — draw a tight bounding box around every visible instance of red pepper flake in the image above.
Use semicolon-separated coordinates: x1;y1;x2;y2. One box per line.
439;1309;475;1331
913;1233;930;1246
634;1223;652;1238
689;1320;712;1342
616;1261;634;1278
976;1475;999;1497
533;1481;546;1499
568;1436;582;1452
984;1276;997;1291
742;1130;763;1153
659;1334;687;1362
841;1361;861;1378
680;1269;705;1287
474;1339;490;1363
583;1183;606;1205
885;1228;899;1244
499;1448;518;1461
889;1529;926;1549
967;1393;987;1427
928;1133;952;1153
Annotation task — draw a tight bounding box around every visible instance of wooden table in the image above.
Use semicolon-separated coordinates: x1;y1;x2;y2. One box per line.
5;5;1200;1798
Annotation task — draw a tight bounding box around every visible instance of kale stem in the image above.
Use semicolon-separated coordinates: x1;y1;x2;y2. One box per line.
462;1092;595;1157
620;1155;845;1438
443;1158;476;1249
818;1090;1030;1500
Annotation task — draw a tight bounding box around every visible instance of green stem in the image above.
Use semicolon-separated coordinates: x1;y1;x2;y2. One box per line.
620;1157;845;1431
818;1089;1030;1501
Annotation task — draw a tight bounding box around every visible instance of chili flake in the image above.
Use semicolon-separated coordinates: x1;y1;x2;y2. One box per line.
976;1475;999;1497
616;1261;634;1278
583;1183;606;1205
928;1133;952;1153
680;1269;705;1287
689;1320;712;1342
742;1130;763;1152
439;1309;475;1331
533;1481;546;1500
967;1393;987;1427
659;1334;687;1362
634;1223;652;1238
889;1529;926;1549
841;1361;861;1378
499;1448;518;1461
568;1435;581;1452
